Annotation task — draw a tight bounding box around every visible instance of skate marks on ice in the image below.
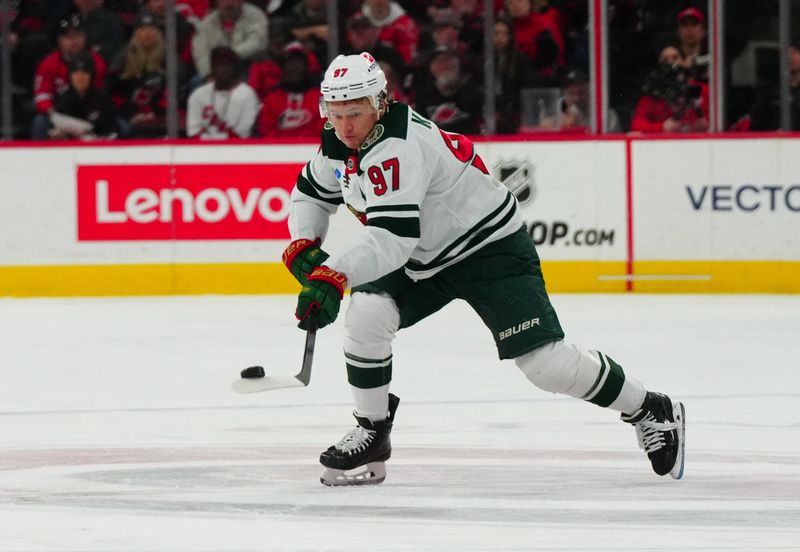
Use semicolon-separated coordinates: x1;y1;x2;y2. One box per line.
2;443;800;529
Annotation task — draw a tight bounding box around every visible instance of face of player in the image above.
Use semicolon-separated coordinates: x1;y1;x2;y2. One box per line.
325;98;382;149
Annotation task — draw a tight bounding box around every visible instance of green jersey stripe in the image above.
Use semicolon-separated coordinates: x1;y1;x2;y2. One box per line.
346;362;393;389
368;216;421;238
296;176;342;206
405;193;517;272
365;204;420;214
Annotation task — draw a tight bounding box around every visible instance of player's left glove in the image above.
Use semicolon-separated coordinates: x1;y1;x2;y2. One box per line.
282;238;330;285
295;266;348;330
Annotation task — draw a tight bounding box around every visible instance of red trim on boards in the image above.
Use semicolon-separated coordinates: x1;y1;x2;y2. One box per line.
592;0;605;133
625;139;634;292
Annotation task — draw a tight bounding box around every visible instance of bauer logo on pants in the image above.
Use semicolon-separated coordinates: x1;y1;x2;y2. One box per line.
76;163;303;240
498;318;541;341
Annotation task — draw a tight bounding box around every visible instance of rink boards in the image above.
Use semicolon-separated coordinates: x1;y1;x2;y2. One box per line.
0;135;798;296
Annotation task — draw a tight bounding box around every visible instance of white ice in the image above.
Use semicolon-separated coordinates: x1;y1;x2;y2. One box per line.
1;293;798;551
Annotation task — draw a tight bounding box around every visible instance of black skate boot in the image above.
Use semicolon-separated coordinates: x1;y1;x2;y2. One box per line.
319;394;400;486
621;392;685;479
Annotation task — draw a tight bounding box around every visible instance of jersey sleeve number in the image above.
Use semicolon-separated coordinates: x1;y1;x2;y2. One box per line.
368;157;400;196
438;129;489;175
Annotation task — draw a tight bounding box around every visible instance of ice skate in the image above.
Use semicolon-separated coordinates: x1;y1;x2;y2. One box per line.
621;392;685;479
320;394;399;486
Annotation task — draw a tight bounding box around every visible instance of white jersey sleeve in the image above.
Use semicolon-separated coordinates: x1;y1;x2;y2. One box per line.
287;146;343;243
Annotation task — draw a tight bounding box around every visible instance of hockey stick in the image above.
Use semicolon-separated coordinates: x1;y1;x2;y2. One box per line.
231;316;317;393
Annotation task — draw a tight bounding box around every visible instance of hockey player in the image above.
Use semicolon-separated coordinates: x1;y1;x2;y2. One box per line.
283;52;686;486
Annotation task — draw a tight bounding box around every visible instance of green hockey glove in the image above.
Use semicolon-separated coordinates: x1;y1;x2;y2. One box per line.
295;266;348;330
282;238;330;285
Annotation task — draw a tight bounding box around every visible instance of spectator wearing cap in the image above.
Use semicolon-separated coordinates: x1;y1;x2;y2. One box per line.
31;15;107;131
187;46;260;139
343;15;405;79
676;6;709;85
38;53;120;140
109;15;188;138
255;45;323;138
73;0;126;64
412;46;484;135
351;0;420;64
504;0;564;77
191;0;268;79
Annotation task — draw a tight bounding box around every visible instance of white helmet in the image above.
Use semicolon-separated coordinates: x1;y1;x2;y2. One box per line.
319;52;387;117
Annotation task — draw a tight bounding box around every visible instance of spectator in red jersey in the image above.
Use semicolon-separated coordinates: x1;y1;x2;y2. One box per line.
191;0;268;80
255;45;324;138
31;15;107;139
630;45;708;133
504;0;564;77
72;0;127;63
352;0;420;64
46;53;120;140
109;15;188;138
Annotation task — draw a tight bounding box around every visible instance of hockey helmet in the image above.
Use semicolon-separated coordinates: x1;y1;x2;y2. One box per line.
319;52;387;117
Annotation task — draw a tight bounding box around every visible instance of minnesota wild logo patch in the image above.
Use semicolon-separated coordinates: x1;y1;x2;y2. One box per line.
360;125;384;150
324;120;334;130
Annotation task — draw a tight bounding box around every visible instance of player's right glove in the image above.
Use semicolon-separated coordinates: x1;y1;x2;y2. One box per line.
295;266;347;330
282;238;330;285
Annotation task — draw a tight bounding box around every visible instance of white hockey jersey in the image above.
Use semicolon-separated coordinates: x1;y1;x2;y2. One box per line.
288;103;522;287
186;81;260;139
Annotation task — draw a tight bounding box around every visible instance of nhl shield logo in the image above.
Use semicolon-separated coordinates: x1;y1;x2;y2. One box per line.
494;159;535;207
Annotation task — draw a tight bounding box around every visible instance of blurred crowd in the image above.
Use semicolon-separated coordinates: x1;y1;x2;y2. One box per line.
0;0;795;140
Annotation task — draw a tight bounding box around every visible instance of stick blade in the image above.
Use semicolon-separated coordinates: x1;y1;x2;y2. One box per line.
231;375;307;393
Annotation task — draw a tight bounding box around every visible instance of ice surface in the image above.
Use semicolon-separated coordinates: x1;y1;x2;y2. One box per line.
1;294;798;551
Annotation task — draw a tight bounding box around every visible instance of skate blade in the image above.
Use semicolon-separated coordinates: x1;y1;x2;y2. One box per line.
669;401;686;480
320;462;387;486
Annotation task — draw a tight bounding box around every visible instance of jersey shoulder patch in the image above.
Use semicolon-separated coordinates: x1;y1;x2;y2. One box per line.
359;103;410;155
